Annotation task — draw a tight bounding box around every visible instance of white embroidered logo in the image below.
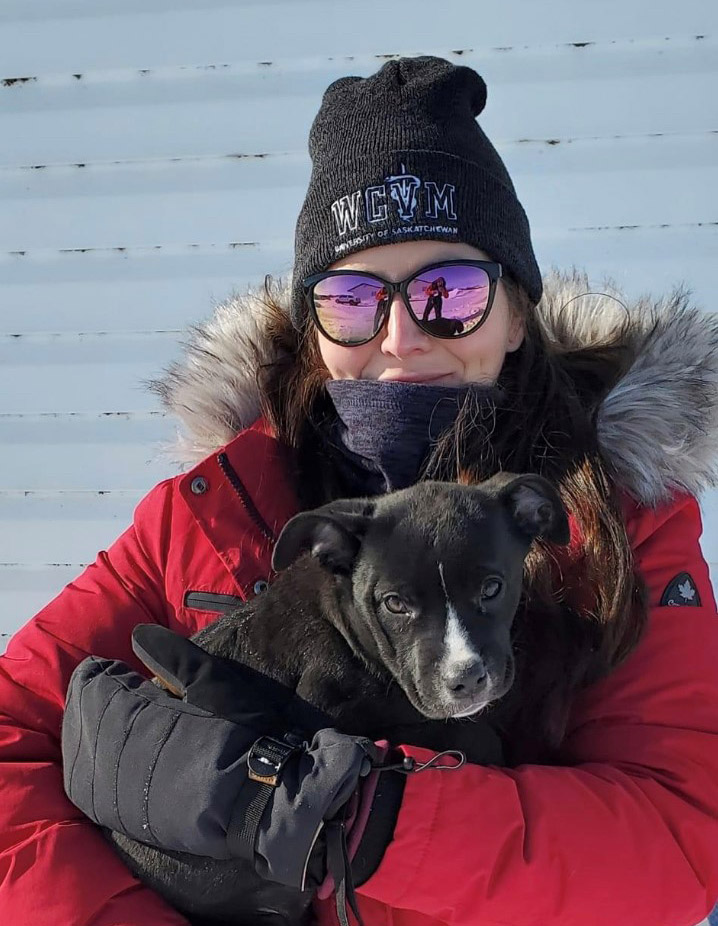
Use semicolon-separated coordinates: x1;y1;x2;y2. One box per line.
385;164;421;222
330;190;363;236
425;181;457;220
330;164;458;243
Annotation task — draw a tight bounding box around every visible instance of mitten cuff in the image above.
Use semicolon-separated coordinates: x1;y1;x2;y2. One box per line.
350;767;406;887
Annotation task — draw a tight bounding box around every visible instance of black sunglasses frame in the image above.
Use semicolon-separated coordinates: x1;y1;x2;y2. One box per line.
303;259;503;346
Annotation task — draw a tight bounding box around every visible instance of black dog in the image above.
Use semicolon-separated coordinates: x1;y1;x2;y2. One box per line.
106;474;569;925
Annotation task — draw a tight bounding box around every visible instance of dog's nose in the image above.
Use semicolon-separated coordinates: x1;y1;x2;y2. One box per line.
443;660;487;694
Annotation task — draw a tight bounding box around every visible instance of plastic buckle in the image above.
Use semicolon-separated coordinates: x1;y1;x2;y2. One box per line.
246;735;299;787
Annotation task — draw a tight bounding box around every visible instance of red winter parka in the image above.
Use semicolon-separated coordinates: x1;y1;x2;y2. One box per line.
2;272;718;926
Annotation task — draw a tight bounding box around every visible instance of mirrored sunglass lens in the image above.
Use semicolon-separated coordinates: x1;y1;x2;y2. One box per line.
312;275;387;343
406;265;491;337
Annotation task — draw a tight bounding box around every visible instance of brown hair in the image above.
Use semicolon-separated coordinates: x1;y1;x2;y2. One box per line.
254;274;648;762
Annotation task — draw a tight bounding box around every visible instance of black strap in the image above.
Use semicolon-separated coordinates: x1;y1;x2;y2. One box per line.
227;736;300;860
326;818;364;926
232;780;274;860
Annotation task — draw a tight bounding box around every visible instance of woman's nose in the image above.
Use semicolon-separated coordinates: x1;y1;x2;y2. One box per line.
379;293;432;357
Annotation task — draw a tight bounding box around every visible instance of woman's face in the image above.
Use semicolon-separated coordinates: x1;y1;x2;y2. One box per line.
315;240;525;385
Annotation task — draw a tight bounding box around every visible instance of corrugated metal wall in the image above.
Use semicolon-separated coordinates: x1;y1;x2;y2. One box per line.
1;0;718;646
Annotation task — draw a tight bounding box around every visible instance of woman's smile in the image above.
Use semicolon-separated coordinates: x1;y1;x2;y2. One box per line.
376;371;457;384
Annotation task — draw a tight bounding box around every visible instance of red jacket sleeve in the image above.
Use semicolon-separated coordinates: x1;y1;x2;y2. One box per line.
360;493;718;926
0;479;188;925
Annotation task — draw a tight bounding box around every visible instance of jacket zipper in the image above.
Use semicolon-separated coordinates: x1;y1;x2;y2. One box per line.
216;451;276;544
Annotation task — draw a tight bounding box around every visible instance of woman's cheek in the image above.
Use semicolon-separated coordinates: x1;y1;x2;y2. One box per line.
318;337;370;380
453;336;506;384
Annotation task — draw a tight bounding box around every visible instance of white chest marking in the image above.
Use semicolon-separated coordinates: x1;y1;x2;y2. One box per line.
438;562;480;667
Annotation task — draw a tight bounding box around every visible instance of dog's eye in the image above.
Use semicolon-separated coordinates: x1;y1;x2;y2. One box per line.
383;594;409;614
480;578;503;600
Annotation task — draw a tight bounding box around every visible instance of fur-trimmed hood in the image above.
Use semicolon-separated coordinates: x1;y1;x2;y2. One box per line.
150;268;718;507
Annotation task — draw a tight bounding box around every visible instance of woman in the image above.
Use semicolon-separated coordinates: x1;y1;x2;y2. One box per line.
421;274;449;320
2;56;718;926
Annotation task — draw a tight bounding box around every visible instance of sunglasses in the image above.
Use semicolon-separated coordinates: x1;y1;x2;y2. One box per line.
303;260;503;346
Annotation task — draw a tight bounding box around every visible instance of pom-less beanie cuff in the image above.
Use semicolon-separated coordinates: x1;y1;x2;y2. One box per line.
290;57;542;328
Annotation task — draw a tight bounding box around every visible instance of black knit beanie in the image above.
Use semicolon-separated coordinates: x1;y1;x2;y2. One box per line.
290;55;542;328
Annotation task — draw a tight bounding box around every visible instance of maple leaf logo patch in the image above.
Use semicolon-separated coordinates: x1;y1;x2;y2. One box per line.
660;573;701;607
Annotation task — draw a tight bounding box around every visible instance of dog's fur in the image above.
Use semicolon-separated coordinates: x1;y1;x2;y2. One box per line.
107;475;568;926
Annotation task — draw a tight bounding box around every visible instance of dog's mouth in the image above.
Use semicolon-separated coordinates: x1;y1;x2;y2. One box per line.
448;699;493;719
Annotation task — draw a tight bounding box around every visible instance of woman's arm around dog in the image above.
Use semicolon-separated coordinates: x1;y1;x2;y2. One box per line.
0;479;188;926
350;492;718;926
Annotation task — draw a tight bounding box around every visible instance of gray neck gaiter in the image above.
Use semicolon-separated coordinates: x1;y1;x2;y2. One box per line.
323;378;501;495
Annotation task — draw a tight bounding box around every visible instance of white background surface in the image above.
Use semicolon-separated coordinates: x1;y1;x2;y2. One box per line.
1;0;718;646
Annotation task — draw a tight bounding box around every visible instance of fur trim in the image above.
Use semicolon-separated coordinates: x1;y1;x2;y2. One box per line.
149;286;276;465
149;268;718;506
538;268;718;505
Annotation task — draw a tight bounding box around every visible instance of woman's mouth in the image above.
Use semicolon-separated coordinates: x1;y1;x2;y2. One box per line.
377;373;453;384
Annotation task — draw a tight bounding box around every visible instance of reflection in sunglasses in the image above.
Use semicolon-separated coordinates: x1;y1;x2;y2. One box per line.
311;263;495;343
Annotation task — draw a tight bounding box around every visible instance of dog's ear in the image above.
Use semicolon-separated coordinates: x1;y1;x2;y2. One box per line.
272;499;375;573
494;474;570;545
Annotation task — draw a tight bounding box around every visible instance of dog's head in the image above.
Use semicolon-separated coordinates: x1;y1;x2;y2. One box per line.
272;475;569;720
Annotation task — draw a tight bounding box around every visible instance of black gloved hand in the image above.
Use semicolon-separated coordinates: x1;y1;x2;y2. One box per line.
61;626;401;878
